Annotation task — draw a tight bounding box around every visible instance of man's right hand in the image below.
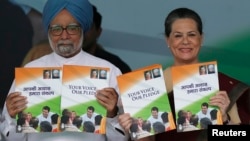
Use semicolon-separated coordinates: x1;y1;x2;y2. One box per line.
6;92;27;118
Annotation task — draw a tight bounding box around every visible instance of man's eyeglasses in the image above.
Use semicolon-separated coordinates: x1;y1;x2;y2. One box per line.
49;25;81;36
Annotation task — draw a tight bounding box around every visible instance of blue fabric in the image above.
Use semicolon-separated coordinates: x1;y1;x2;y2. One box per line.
42;0;93;33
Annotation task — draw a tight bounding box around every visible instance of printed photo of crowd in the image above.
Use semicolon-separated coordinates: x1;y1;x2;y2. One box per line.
176;102;219;132
16;105;105;134
130;106;175;140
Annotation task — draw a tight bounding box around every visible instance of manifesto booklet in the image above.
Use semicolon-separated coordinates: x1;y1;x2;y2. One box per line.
172;61;222;132
117;64;176;140
15;67;62;133
61;65;110;134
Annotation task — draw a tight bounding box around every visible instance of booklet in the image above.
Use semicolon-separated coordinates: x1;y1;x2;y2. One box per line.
171;61;222;132
117;64;176;140
61;65;110;134
15;67;62;133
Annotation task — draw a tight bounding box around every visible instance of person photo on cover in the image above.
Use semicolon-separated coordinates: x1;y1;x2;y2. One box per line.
99;70;107;79
130;118;153;140
80;106;97;125
90;69;98;79
36;105;54;126
43;70;51;79
16;116;37;133
0;0;129;141
196;102;212;122
152;68;161;78
147;107;164;128
39;121;52;132
60;114;81;132
118;7;248;141
144;70;152;80
199;65;207;75
207;64;215;74
52;69;60;79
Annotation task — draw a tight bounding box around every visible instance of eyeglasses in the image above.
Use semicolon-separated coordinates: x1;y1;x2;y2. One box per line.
49;24;81;36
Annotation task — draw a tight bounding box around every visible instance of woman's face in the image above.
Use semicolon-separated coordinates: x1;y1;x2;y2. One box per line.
166;18;203;65
200;66;206;74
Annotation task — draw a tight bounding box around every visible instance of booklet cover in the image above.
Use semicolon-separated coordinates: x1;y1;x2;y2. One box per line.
172;61;222;132
117;64;176;140
15;67;62;133
61;65;110;134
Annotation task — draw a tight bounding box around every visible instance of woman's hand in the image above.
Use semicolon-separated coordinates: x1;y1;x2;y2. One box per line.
210;91;230;121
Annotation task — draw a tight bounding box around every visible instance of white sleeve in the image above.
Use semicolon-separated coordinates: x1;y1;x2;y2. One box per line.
0;81;27;141
0;104;26;141
105;116;130;141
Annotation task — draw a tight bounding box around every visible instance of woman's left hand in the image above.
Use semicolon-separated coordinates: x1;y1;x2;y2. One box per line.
209;91;230;120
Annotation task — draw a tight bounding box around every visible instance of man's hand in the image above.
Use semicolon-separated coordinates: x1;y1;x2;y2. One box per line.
6;92;27;118
118;113;132;133
96;88;118;118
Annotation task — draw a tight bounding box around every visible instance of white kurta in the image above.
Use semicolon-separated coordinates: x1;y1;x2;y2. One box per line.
0;51;129;141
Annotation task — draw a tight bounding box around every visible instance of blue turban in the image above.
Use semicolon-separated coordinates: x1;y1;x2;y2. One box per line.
42;0;93;33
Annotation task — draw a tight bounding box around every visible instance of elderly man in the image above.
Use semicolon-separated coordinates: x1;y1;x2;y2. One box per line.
0;0;129;141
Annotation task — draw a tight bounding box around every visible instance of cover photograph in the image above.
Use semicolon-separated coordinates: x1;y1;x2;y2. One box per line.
117;64;176;140
15;67;62;133
61;65;110;134
171;61;222;132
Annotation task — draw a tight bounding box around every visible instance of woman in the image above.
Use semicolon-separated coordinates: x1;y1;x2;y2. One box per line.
119;7;249;141
156;7;248;140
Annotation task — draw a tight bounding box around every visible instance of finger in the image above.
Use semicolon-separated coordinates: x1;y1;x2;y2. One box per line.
95;92;109;106
119;116;132;131
6;93;27;117
96;91;110;101
96;94;113;111
96;90;117;105
7;93;26;105
216;91;229;102
210;91;229;105
14;99;28;109
6;92;21;103
99;88;118;99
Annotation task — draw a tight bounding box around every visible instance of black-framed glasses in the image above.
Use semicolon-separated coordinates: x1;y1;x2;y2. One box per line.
49;24;81;36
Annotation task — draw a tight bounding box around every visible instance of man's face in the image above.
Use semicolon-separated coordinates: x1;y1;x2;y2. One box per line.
87;109;93;118
53;70;59;77
42;109;49;118
201;106;208;114
153;69;159;76
27;113;32;120
48;9;83;58
151;110;158;119
208;65;214;72
100;70;106;77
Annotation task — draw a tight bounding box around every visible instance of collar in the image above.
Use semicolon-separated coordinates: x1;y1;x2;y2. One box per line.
52;50;85;66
